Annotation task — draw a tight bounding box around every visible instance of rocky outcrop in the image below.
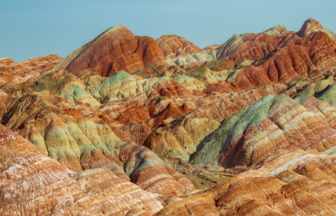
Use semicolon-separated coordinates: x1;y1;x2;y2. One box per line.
201;44;221;53
157;145;336;215
0;124;163;215
216;25;291;62
1;91;194;196
297;18;336;41
156;35;218;69
143;82;287;161
50;25;168;77
156;35;202;59
230;31;336;90
0;55;62;85
190;94;336;172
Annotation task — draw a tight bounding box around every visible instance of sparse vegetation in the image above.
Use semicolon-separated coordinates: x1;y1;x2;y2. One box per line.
234;59;244;68
205;59;226;70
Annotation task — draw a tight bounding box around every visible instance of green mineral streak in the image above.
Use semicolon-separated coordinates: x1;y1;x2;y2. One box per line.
322;146;336;154
225;68;242;84
125;159;136;175
189;94;291;168
316;84;336;106
99;70;137;100
205;60;226;70
174;74;197;83
45;126;82;158
29;133;48;155
295;79;336;105
51;77;100;106
108;162;128;178
100;70;131;91
76;121;122;153
66;123;96;154
164;148;190;161
175;57;187;66
33;71;75;92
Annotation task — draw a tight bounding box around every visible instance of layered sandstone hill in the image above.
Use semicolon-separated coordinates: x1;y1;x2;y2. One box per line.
0;124;164;215
1;78;194;196
155;35;202;59
156;35;218;69
231;29;336;90
0;54;62;85
216;25;291;61
297;18;336;41
190;94;336;171
50;25;168;77
157;144;336;215
202;44;221;52
2;18;336;215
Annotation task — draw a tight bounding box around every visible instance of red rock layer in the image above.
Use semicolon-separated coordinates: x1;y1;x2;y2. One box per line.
203;82;237;94
297;18;336;41
0;55;62;85
51;25;168;77
155;35;202;59
201;44;221;53
213;59;235;71
232;31;336;90
216;27;291;62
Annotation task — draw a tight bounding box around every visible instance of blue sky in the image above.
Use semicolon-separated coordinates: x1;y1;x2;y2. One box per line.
0;0;335;62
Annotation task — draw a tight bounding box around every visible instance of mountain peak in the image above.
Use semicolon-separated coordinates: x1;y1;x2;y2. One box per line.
297;18;324;37
49;25;168;77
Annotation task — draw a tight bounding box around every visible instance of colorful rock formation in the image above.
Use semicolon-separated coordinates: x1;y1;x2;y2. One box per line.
156;35;202;59
157;146;336;215
0;124;163;215
190;94;336;171
2;18;336;215
297;18;336;41
156;35;218;69
216;25;291;62
50;25;168;77
0;54;62;85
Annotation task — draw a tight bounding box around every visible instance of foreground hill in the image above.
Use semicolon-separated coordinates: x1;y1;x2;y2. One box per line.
1;18;336;215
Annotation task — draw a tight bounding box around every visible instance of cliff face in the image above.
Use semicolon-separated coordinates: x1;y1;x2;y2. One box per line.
51;25;168;77
2;18;336;215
